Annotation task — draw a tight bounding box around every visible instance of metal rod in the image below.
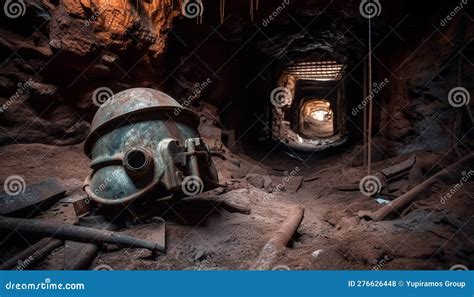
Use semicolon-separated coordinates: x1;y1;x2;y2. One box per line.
250;0;254;21
363;60;368;166
367;16;373;175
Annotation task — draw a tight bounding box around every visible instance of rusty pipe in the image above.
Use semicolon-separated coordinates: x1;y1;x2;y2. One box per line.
0;216;165;252
251;205;304;270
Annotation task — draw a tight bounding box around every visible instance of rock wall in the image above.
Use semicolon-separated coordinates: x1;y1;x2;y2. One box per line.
0;0;471;155
0;0;178;145
376;0;473;154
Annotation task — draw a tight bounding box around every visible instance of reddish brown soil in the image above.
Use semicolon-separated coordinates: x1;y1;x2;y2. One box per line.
0;142;472;270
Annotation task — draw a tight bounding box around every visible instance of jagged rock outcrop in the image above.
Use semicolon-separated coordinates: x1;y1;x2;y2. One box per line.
0;0;178;145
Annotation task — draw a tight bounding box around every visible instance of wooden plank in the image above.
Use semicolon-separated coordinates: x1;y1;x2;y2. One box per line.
63;241;99;270
63;215;117;270
0;178;66;216
60;194;91;217
381;156;416;178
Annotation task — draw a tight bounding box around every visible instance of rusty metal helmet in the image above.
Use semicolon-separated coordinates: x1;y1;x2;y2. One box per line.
83;88;219;205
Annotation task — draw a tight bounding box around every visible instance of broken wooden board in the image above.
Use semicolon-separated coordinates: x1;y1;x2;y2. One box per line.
336;184;360;191
63;241;99;270
336;157;416;193
60;194;91;217
0;178;66;216
381;156;416;178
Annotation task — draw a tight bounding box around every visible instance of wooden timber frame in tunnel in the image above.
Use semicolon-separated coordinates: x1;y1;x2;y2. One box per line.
290;79;347;139
270;59;348;151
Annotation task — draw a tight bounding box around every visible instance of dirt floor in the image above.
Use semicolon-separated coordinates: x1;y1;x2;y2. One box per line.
0;141;473;270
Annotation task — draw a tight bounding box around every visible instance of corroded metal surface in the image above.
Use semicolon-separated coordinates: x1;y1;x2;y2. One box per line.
83;88;218;205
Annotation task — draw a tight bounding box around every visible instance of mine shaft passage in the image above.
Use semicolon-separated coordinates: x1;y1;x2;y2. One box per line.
299;99;334;138
271;60;348;152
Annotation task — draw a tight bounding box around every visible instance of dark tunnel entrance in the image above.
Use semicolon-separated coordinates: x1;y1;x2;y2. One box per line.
270;60;348;152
